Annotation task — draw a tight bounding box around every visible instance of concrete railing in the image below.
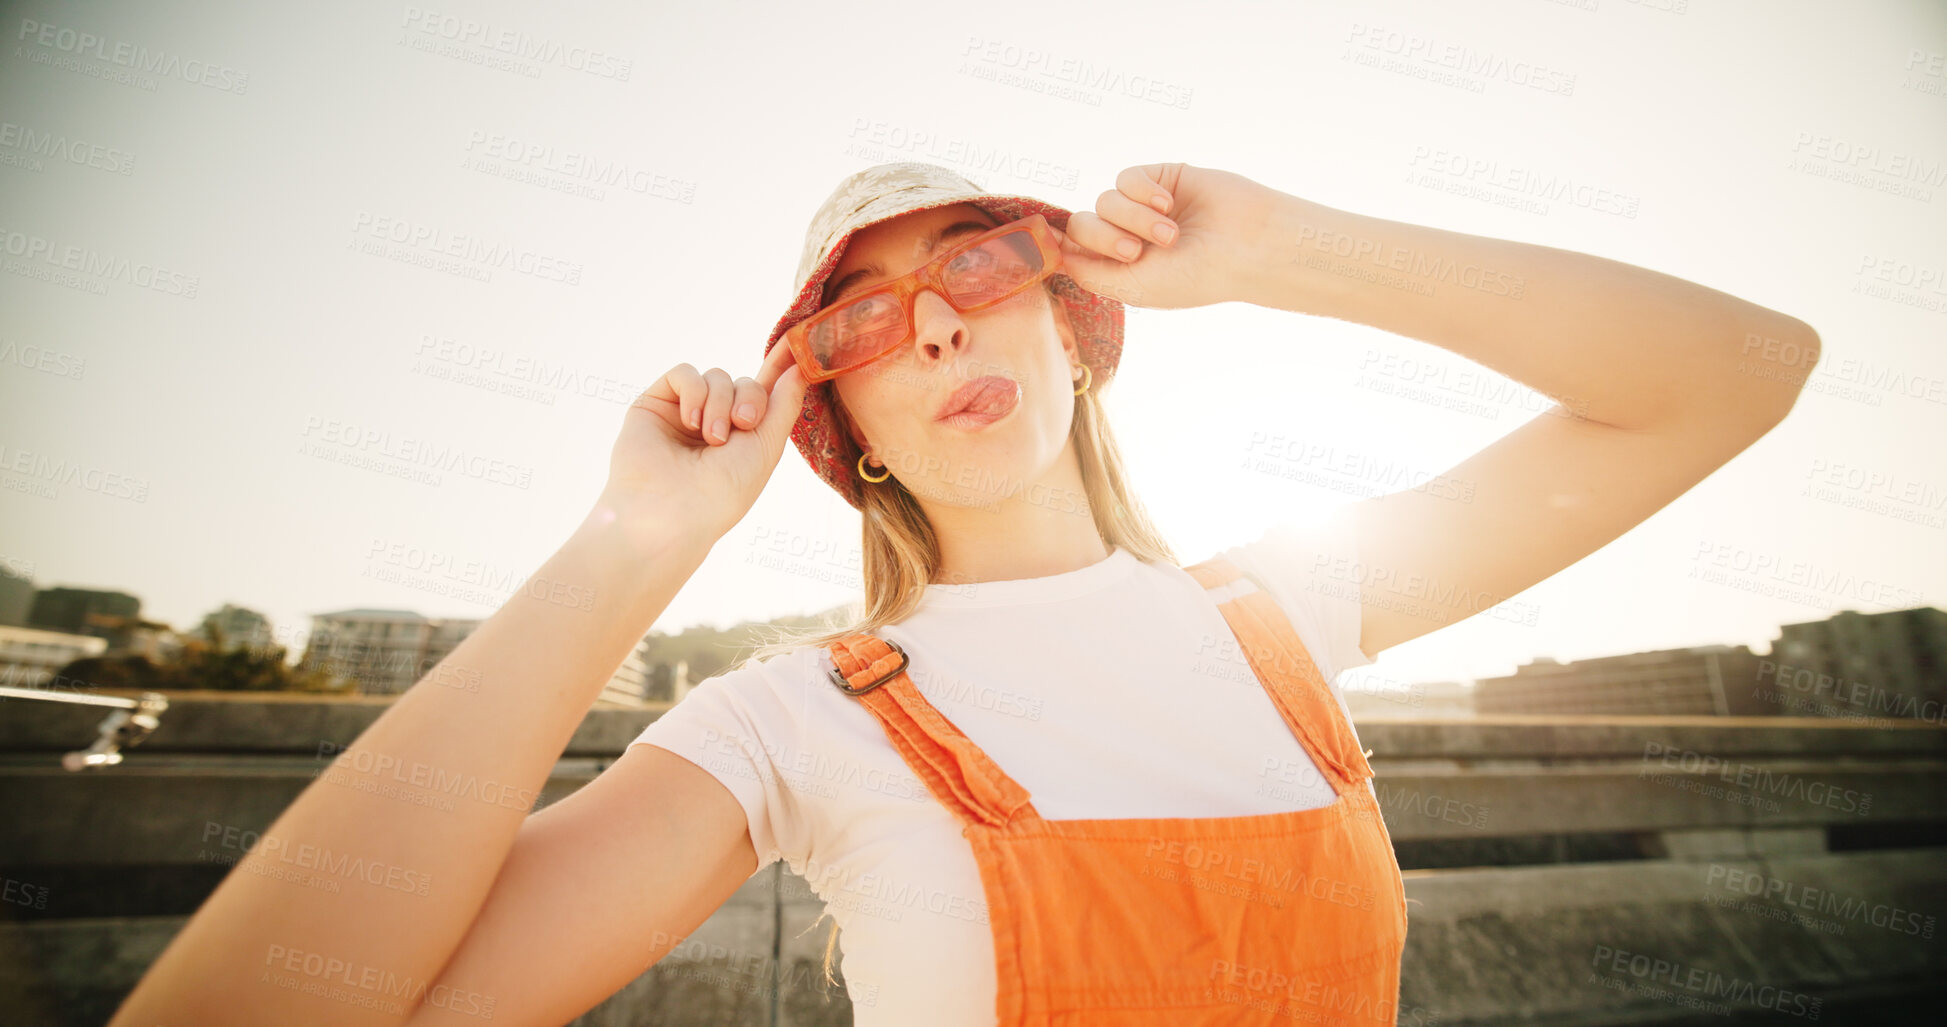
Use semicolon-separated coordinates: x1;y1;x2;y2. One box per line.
2;693;1943;1025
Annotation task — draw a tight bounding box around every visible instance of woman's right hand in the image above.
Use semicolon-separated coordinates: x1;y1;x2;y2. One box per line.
598;340;810;544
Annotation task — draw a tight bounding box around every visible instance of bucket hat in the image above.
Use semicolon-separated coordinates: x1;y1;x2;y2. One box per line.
762;161;1125;511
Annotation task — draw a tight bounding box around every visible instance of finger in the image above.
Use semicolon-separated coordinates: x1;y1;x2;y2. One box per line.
628;380;677;428
1051;216;1144;304
1117;164;1179;216
1063;209;1145;263
729;376;766;430
1093;188;1178;250
699;367;736;445
755;336;800;392
753;360;808;459
659;362;708;432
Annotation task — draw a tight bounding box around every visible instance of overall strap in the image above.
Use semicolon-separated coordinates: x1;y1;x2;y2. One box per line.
1184;555;1376;793
824;633;1038;829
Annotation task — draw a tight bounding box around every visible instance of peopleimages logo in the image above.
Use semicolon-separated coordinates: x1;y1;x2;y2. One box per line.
0;226;200;298
261;943;495;1020
299;415;535;490
1705;864;1936;939
0;121;135;174
1589;946;1822;1020
1639;742;1872;815
399;7;633;80
0;443;150;502
201;822;432;898
349;210;584;285
845;119;1082;190
15;18;250;93
1405;146;1640;219
1755;658;1944;724
959;36;1194;109
461;130;694;202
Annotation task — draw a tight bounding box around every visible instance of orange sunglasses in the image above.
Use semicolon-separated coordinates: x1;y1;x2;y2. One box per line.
782;213;1065;385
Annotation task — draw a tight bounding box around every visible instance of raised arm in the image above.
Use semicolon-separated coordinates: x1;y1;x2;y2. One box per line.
1238;193;1818;656
108;341;809;1026
1048;162;1819;659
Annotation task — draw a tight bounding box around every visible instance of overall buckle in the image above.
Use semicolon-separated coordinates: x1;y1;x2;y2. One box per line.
829;638;908;697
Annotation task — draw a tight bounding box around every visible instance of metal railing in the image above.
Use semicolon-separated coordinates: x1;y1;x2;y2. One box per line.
0;686;169;770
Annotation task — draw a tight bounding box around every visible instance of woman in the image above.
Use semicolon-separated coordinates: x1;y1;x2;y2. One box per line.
108;161;1818;1027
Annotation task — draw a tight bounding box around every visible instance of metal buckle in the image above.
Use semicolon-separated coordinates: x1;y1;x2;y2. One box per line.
828;638;908;697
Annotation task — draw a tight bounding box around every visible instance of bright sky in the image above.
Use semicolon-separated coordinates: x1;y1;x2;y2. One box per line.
3;0;1943;692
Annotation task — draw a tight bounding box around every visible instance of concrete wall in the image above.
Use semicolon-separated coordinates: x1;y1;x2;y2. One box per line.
2;695;1943;1025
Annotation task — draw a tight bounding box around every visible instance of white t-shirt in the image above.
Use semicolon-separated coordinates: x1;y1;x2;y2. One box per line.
628;511;1375;1025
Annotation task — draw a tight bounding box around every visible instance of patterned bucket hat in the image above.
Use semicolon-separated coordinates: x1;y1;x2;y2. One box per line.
763;161;1125;511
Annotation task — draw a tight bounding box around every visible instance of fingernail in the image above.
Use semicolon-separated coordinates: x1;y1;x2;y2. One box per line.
687;407;699;429
1116;239;1140;260
711;418;728;441
1151;194;1171;214
735;404;754;424
1155;222;1176;244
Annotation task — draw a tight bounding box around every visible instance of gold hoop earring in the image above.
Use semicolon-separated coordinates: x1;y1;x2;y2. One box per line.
858;451;890;483
1072;363;1092;396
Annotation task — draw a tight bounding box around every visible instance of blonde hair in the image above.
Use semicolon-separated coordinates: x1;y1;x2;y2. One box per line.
737;280;1178;987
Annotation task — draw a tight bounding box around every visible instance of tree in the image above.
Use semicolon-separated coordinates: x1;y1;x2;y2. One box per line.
54;622;352;695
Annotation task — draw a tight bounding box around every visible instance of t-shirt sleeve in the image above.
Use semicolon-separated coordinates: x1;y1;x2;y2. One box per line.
1215;504;1376;694
626;648;820;874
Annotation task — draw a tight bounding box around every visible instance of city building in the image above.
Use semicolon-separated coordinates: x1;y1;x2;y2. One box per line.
83;612;183;664
603;643;655;706
299;608;664;703
640;658;696;704
299;609;477;695
190;604;274;653
0;562;36;626
1474;644;1776;716
0;624;109;688
26;587;141;636
1342;679;1476;719
1474;606;1946;719
6;583;179;669
1756;606;1946;722
422;617;477;681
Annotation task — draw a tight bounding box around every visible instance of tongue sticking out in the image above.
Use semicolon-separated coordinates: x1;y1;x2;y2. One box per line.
961;380;1017;415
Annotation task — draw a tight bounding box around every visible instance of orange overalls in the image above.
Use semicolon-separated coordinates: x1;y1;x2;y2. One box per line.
822;554;1410;1026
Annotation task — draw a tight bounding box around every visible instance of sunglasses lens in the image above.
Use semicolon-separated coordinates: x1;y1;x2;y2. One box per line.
942;229;1044;306
805;292;907;376
802;222;1048;379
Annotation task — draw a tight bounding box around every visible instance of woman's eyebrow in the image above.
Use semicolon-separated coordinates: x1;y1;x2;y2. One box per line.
826;220;997;303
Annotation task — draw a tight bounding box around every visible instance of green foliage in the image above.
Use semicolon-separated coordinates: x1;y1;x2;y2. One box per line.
641;610;838;684
53;622;352;695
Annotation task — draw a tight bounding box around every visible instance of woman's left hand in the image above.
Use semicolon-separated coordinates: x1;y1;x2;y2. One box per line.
1051;162;1290;310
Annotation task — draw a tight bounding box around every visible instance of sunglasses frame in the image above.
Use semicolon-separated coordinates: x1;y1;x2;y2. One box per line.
783;213;1065;385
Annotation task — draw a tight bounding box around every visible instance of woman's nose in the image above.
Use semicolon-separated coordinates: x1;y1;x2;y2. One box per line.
909;288;968;362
